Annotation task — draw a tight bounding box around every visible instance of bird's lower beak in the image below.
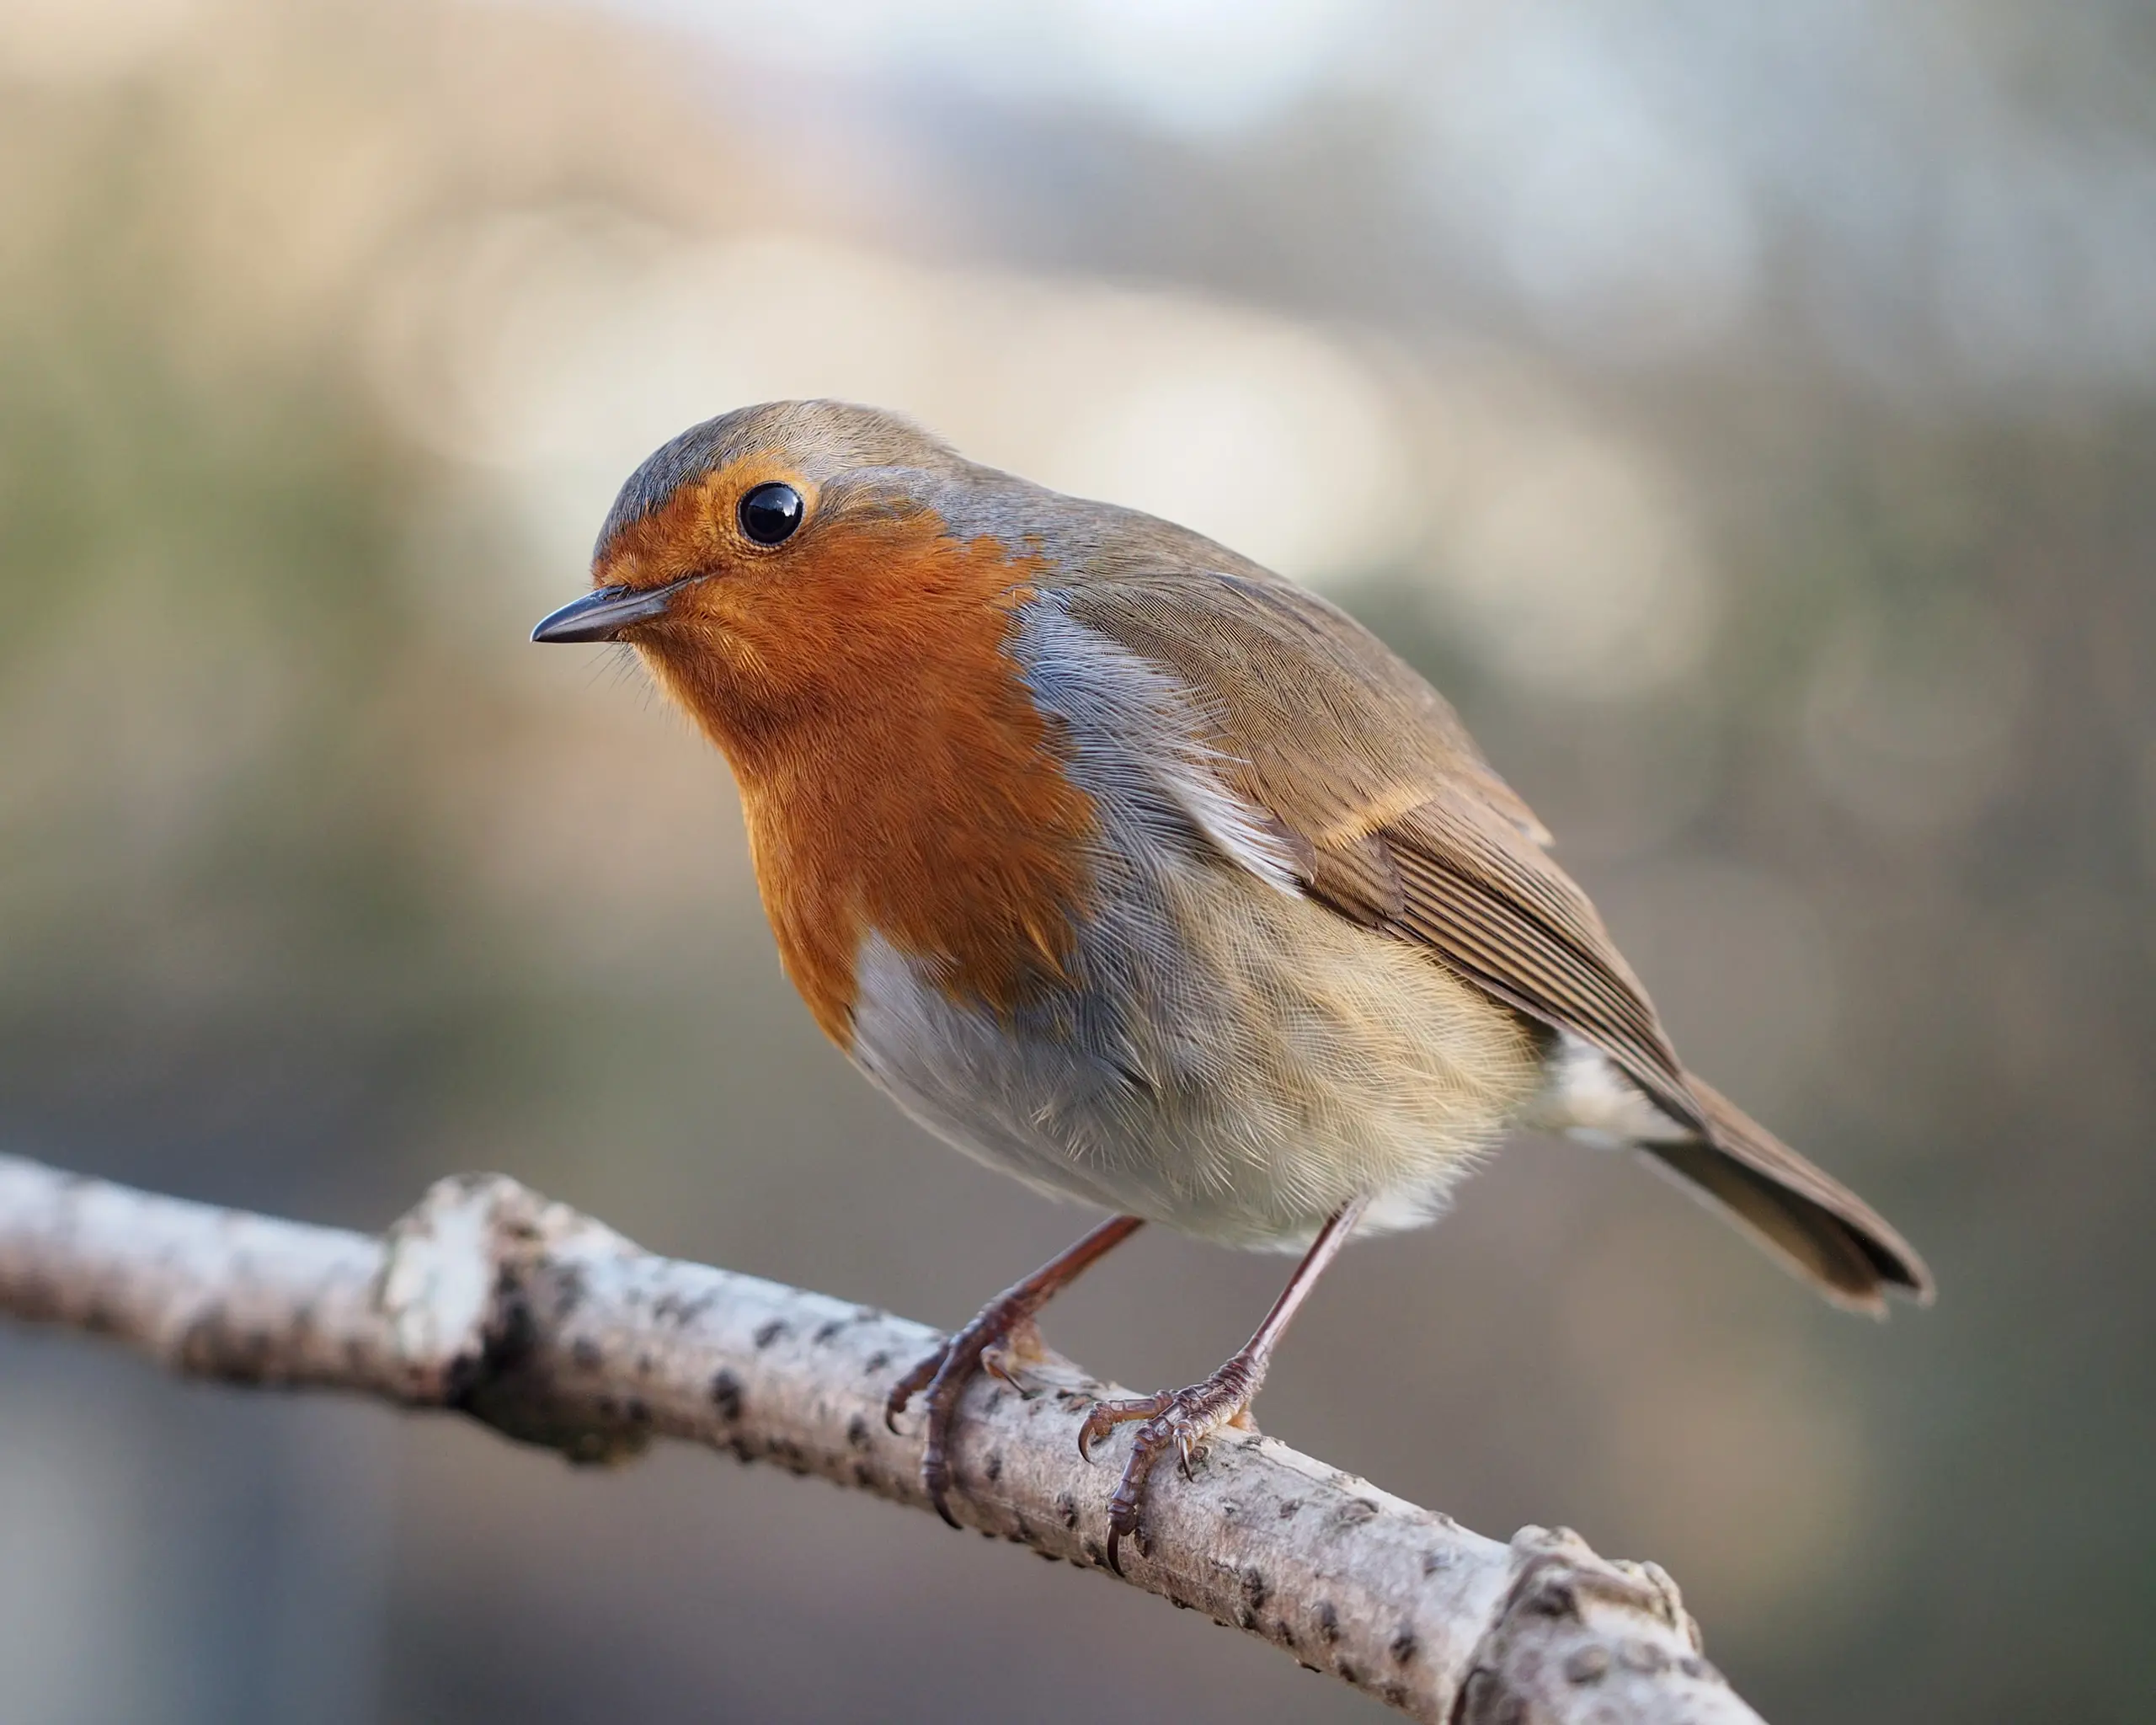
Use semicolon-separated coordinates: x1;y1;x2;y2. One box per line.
531;583;675;644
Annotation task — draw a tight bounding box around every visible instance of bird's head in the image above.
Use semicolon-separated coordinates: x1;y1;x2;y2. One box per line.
532;400;1037;760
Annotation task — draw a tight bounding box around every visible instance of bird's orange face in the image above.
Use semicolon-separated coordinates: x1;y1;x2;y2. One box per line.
539;424;1030;756
533;403;1098;1037
547;446;841;738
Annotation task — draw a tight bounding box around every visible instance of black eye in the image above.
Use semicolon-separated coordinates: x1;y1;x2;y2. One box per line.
738;482;804;546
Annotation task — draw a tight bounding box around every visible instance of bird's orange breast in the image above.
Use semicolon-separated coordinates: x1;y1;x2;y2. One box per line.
638;512;1098;1043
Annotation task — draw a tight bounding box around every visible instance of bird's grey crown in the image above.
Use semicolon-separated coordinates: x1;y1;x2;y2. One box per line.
593;399;960;563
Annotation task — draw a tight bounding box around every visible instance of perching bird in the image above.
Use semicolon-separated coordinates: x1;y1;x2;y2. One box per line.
533;399;1932;1568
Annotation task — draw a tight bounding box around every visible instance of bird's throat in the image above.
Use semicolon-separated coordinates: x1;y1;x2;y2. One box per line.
648;528;1099;1044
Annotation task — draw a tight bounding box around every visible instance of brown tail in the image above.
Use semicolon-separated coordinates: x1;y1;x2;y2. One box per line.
1638;1074;1934;1316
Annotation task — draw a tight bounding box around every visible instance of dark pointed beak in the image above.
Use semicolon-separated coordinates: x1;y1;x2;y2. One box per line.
531;583;675;644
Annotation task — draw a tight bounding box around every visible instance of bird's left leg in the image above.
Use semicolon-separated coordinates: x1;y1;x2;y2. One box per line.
1078;1197;1367;1573
886;1213;1144;1527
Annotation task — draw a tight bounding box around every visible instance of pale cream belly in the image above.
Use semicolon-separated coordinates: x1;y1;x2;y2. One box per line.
846;855;1546;1250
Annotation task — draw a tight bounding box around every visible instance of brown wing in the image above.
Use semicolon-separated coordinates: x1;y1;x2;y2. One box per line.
1065;564;1933;1307
1062;569;1702;1134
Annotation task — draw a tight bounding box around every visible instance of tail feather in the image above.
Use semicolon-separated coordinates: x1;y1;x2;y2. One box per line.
1638;1074;1935;1315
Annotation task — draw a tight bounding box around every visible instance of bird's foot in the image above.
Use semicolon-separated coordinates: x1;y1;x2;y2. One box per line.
1077;1358;1262;1573
884;1296;1050;1528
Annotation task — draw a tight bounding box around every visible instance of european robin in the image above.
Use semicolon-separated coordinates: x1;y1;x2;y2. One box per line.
534;399;1932;1567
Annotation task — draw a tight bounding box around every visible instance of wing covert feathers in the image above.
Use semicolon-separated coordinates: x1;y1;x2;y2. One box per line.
1062;566;1931;1311
1066;574;1704;1129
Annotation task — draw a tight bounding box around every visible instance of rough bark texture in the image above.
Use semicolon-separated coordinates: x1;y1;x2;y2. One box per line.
0;1152;1761;1722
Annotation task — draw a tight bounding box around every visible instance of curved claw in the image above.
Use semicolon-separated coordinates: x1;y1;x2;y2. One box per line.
920;1440;961;1530
883;1335;978;1529
1075;1404;1114;1462
1076;1391;1172;1463
887;1303;1059;1530
883;1349;942;1435
1086;1365;1262;1573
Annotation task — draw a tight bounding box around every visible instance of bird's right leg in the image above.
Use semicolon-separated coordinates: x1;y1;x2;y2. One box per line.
886;1213;1145;1527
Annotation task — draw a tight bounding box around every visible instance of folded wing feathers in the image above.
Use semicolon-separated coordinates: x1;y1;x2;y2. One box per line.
1060;563;1930;1307
1372;809;1704;1135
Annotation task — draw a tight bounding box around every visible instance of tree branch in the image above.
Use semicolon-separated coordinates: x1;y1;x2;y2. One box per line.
0;1151;1761;1722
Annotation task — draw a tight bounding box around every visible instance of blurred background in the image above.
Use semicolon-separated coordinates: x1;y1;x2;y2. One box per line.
1;0;2150;1719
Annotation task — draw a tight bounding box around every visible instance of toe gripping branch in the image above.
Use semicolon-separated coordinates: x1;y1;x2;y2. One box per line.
889;1199;1362;1567
1076;1198;1367;1574
884;1215;1145;1528
1079;1354;1263;1574
883;1293;1048;1526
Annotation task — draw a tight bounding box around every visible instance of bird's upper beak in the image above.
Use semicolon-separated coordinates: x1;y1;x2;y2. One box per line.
530;581;679;644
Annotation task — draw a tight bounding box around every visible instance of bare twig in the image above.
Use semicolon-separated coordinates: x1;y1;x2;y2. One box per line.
0;1151;1760;1722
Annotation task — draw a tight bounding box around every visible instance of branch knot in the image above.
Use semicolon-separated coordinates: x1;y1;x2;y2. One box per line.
1454;1526;1721;1723
376;1172;645;1460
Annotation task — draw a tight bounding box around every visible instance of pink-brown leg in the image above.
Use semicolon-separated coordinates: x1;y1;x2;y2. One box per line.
887;1214;1144;1527
1078;1199;1367;1573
